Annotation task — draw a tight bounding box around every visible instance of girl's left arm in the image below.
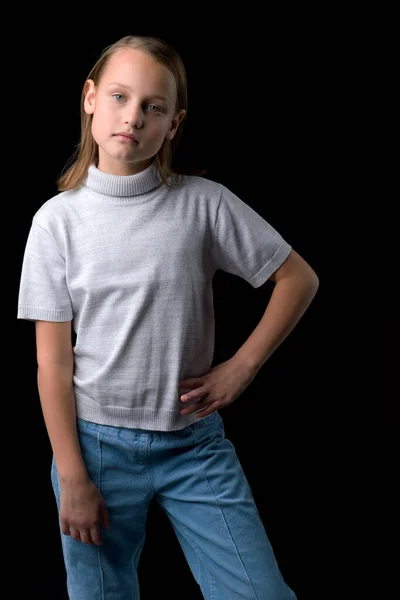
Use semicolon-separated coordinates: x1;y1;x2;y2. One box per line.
179;249;319;417
232;249;319;375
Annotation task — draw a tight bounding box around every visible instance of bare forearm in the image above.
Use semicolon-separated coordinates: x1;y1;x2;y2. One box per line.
233;274;319;374
37;363;88;484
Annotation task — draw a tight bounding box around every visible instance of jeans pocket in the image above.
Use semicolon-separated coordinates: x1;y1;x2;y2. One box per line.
188;411;224;442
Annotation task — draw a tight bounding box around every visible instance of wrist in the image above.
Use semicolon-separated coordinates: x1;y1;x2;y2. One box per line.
58;465;90;486
231;353;259;379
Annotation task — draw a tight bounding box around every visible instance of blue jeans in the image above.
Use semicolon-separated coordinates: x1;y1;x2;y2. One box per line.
50;412;297;599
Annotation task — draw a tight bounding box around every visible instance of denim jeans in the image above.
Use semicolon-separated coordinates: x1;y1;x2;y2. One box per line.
50;411;297;599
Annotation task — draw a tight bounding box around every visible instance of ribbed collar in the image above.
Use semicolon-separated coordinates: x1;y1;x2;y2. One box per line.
83;160;163;200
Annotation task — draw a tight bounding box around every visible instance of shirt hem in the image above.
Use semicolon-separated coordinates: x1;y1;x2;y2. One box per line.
17;305;73;322
75;397;210;432
249;242;292;288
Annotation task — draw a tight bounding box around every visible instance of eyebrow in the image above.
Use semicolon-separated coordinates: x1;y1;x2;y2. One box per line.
106;82;169;103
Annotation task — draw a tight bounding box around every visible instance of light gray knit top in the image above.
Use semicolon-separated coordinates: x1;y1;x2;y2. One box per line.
17;160;292;431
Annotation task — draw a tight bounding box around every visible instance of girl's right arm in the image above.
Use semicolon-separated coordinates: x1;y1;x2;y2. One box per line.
35;320;88;484
36;321;110;545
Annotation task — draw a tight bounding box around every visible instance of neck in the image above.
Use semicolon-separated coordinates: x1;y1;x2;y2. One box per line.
83;158;163;201
96;157;154;176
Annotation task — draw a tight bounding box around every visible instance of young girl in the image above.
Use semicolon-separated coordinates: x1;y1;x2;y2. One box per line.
18;34;318;599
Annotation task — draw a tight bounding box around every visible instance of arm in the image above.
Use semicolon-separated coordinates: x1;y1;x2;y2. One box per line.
36;320;89;485
36;321;110;545
233;249;320;374
178;249;320;417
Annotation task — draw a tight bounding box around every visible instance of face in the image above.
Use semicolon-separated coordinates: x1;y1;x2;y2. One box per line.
84;48;186;175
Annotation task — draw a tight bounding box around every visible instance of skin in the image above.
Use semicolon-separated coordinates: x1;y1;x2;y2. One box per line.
84;47;187;176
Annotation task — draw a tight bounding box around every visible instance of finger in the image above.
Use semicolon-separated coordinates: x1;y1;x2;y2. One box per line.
195;406;216;418
101;506;111;530
181;393;208;407
79;529;93;545
90;526;104;546
180;387;206;402
180;401;204;415
69;527;81;542
181;401;212;416
61;521;71;536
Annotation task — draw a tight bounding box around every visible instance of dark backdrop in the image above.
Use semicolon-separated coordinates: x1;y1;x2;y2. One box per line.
13;20;379;600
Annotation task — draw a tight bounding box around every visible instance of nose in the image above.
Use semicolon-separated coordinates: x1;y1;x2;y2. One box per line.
125;102;144;129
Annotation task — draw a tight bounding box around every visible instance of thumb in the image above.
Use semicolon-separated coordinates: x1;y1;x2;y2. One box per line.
100;504;111;529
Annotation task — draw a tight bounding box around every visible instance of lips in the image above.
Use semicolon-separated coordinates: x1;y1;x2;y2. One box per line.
114;133;139;142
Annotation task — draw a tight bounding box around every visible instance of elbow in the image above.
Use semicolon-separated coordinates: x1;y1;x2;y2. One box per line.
310;272;320;289
305;270;320;293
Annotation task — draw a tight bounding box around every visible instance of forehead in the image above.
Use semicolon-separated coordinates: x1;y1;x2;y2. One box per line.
101;48;175;98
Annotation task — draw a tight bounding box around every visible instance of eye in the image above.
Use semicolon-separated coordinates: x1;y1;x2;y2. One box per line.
111;95;163;112
148;104;163;113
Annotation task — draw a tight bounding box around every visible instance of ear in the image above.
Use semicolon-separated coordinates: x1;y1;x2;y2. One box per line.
83;79;96;115
166;109;187;141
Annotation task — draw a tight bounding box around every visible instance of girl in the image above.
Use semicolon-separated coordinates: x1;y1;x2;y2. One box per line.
18;34;318;599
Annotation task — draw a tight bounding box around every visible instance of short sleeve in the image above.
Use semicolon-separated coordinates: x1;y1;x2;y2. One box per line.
211;184;292;288
17;219;73;322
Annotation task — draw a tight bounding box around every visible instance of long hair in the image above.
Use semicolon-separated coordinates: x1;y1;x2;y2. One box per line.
57;35;207;191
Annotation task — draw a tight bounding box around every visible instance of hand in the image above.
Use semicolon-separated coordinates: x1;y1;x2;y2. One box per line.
60;478;111;546
179;357;257;418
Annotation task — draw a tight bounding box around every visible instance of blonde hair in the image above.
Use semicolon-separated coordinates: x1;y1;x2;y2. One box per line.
57;35;207;191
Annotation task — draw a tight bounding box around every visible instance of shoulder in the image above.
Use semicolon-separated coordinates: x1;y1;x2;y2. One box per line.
31;187;83;231
172;172;223;203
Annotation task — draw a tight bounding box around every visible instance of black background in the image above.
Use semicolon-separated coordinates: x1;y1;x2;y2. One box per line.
12;16;395;600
